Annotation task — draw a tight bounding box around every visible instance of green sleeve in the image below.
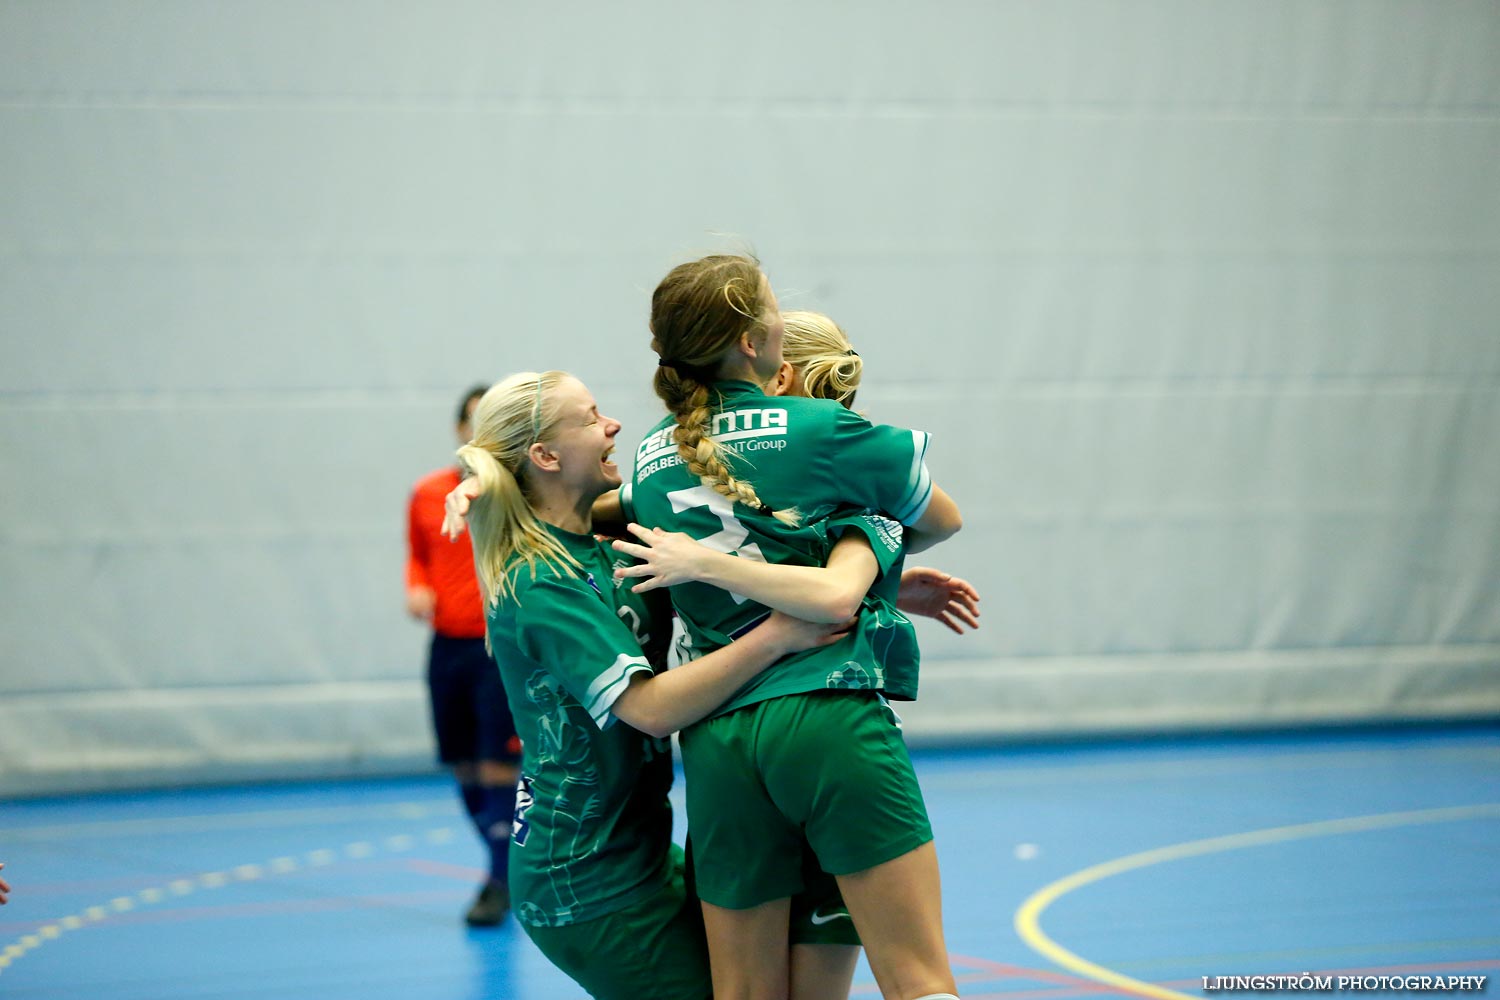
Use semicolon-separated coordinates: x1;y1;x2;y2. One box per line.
513;575;654;730
825;510;906;577
825;407;934;525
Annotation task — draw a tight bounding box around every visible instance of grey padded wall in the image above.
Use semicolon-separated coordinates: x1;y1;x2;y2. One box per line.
2;1;1497;794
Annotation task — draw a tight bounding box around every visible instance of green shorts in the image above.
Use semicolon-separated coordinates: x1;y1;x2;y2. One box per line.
684;834;862;947
680;690;933;910
522;845;711;1000
788;844;862;947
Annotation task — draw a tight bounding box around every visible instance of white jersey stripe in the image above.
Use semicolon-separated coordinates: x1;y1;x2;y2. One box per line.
894;430;933;524
618;482;635;521
583;653;653;729
902;477;934;525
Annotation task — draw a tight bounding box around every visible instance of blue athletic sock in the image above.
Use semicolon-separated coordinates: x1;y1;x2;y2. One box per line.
458;783;494;877
478;783;516;884
459;782;488;833
459;781;515;884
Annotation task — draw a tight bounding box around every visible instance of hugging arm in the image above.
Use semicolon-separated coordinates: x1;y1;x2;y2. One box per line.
903;485;962;554
614;521;981;633
613;526;879;624
609;612;847;737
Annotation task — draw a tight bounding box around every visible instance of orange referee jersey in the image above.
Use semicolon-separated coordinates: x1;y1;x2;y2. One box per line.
407;467;487;639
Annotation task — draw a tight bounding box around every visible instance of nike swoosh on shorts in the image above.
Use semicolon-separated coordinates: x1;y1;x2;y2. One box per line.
809;909;851;925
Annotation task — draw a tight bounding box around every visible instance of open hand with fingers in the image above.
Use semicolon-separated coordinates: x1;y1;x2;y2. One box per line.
611;523;716;593
897;567;981;634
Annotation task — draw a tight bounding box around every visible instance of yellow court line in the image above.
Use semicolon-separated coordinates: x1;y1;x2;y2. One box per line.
1015;803;1500;1000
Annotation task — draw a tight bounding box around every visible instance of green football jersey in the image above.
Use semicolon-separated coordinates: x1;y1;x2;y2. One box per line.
621;380;933;713
485;522;676;929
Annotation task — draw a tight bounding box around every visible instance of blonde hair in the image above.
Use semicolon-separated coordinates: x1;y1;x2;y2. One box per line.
781;311;862;409
456;370;583;608
650;255;798;525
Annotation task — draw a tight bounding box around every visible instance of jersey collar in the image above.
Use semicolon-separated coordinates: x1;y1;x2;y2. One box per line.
541;519;599;554
708;379;767;402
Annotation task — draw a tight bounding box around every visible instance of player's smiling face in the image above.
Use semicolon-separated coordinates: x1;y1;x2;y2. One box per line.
545;376;623;496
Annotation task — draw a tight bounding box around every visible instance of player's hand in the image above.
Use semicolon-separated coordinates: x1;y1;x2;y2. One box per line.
406;586;437;622
442;477;479;540
761;610;854;657
611;523;715;592
896;567;980;634
0;862;11;905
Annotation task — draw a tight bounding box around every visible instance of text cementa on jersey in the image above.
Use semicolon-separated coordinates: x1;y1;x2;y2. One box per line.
635;409;791;479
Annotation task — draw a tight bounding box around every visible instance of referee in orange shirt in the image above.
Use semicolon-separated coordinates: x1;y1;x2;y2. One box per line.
407;384;520;926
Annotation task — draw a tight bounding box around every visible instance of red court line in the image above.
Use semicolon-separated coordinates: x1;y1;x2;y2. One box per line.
402;858;487;882
852;956;1139;998
0;891;471;935
952;954;1142;993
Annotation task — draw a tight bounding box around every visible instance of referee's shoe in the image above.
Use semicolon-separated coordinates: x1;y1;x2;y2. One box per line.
466;880;509;926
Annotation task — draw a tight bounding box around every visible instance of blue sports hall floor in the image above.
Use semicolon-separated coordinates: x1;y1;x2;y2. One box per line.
2;724;1496;999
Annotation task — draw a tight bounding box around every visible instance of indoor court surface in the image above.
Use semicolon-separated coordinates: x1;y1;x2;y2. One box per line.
2;724;1496;1000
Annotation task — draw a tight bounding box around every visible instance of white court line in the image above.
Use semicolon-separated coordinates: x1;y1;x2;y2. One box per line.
0;824;465;976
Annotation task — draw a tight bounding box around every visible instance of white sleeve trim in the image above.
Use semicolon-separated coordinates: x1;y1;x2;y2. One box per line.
619;482;635;522
893;430;934;525
584;652;654;729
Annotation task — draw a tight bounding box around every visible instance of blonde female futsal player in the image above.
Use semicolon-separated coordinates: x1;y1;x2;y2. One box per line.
609;308;979;1000
441;398;892;1000
621;255;965;1000
754;309;978;636
456;371;844;1000
443;304;971;998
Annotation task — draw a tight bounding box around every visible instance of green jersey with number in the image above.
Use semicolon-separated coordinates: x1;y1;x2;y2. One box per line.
621;380;931;714
485;523;675;929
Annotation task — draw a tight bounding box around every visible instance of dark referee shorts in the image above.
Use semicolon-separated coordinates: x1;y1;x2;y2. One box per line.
426;633;520;766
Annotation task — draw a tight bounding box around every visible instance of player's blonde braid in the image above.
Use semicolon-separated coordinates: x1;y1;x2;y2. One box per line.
651;255;798;525
678;378;781;515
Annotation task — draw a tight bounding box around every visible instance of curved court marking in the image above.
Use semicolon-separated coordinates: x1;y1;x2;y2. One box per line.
1015;803;1500;1000
0;825;461;976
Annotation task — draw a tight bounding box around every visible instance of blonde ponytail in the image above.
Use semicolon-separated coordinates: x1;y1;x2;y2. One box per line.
781;311;862;410
460;371;583;608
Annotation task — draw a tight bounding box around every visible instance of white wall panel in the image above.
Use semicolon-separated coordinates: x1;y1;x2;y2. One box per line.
1;0;1496;793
